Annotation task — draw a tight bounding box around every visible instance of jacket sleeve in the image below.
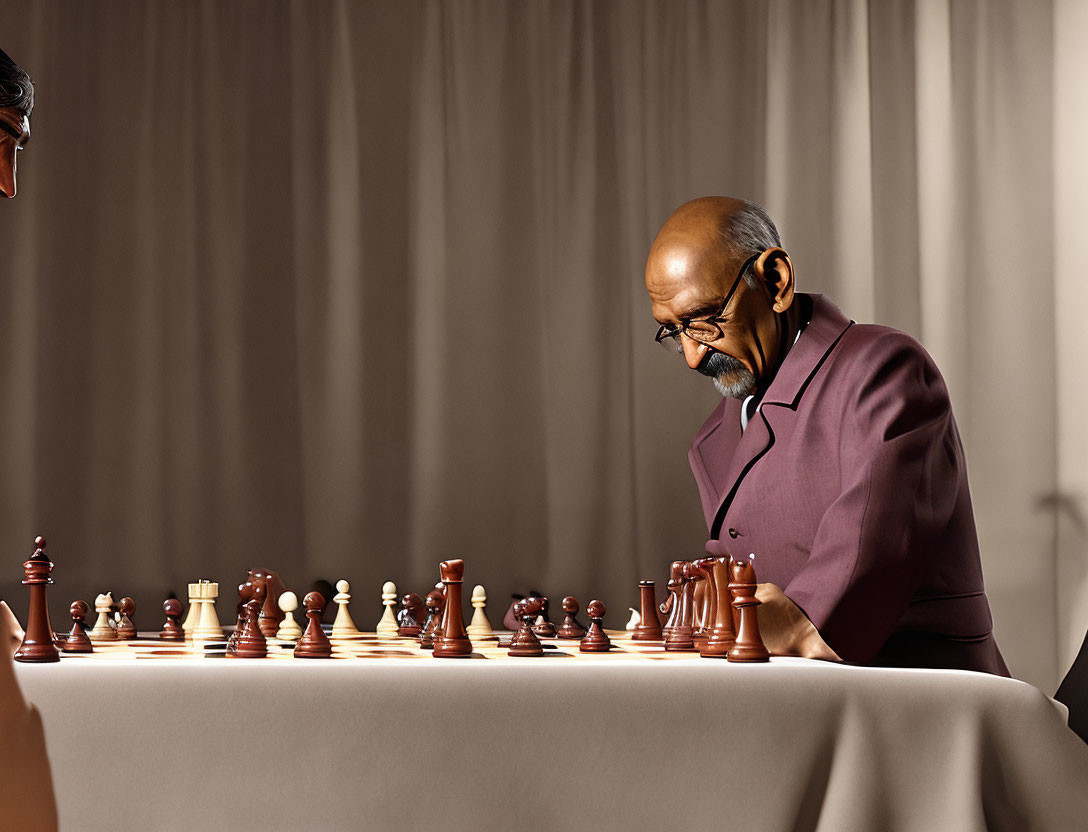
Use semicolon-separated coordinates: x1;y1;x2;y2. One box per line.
782;332;963;664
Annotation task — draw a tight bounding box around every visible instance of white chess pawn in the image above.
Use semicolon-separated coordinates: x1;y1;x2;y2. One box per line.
89;592;117;641
466;584;493;638
276;591;304;642
192;580;223;640
331;580;362;639
375;581;399;636
625;607;641;631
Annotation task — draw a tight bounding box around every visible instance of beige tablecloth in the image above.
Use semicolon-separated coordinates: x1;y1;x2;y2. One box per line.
14;651;1088;831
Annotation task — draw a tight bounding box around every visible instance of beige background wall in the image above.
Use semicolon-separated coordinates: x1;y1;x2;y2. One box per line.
0;0;1083;692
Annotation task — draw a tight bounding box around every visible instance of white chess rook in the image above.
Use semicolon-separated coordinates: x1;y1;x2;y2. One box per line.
191;581;223;639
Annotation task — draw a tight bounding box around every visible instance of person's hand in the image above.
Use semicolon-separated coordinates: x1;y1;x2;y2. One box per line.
0;600;25;658
754;583;841;661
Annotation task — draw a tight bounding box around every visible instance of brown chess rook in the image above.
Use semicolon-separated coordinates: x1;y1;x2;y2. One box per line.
433;559;473;657
579;599;611;652
294;591;333;658
632;580;663;641
15;536;60;663
160;598;185;640
556;596;586;639
508;597;545;656
700;557;737;658
62;600;93;653
664;562;696;651
727;560;770;662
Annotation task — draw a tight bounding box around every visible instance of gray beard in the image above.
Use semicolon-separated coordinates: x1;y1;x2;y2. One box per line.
699;351;757;399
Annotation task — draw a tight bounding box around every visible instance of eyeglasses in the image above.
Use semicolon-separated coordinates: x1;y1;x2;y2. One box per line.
654;252;760;352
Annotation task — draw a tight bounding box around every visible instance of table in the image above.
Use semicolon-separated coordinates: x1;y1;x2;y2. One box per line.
14;637;1088;832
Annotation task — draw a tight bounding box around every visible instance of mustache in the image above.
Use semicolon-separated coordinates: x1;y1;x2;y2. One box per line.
696;350;746;378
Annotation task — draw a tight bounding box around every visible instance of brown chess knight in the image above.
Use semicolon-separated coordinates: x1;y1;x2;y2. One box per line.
646;197;1006;673
0;50;59;832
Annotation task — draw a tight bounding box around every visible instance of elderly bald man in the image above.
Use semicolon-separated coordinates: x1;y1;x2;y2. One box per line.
0;47;59;832
646;197;1008;675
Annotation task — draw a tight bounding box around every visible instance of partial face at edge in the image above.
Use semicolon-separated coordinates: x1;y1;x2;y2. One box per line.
0;106;31;198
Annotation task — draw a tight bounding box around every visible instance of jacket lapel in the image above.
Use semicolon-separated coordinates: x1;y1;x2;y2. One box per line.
705;294;853;538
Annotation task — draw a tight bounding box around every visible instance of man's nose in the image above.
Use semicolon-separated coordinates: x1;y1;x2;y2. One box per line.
681;333;707;370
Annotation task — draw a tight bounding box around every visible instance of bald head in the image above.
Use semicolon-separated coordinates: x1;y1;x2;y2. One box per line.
645;197;796;399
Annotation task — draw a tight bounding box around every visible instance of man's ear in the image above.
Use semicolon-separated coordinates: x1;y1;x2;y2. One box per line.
753;247;794;313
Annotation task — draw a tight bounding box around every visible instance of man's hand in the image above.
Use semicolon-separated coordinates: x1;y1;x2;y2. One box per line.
755;583;841;661
0;600;25;658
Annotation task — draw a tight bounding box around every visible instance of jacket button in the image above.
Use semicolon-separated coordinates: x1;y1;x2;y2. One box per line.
728;528;739;539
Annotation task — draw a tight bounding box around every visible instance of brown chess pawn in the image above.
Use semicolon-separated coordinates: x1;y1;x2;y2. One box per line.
664;563;696;651
62;600;94;653
660;560;685;640
115;596;137;640
397;593;424;637
419;589;443;649
15;536;60;663
700;557;736;658
508;598;544;657
727;560;769;662
556;596;586;639
633;580;663;641
159;598;185;641
294;591;333;658
579;599;611;652
433;559;473;657
530;596;557;638
234;591;269;659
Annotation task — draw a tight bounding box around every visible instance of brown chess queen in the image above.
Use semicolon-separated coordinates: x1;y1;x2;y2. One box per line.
14;536;60;663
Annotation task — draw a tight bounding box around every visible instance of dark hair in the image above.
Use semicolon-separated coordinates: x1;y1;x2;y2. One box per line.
0;48;34;117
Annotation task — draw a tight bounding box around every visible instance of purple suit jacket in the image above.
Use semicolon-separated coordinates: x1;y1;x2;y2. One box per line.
689;294;1009;675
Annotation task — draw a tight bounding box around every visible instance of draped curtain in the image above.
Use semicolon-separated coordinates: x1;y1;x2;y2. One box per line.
0;0;1083;692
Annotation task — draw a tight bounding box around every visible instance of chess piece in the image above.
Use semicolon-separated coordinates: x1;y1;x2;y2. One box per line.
665;563;696;651
227;580;254;654
376;581;399;636
89;592;117;642
252;567;287;637
625;608;640;631
62;600;94;653
579;599;611;652
397;593;424;637
508;598;544;657
633;580;663;640
433;559;472;657
689;560;712;648
419;590;442;649
182;585;200;635
276;591;304;642
727;559;769;662
234;582;269;659
465;585;493;638
14;536;60;663
701;557;737;658
294;591;333;658
116;596;137;640
191;580;224;639
331;580;362;639
556;596;586;639
660;561;685;639
530;595;557;638
159;598;185;641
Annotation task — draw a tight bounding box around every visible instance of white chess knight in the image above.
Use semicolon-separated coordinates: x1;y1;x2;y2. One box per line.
89;592;116;641
375;581;399;636
277;591;304;642
331;580;362;639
